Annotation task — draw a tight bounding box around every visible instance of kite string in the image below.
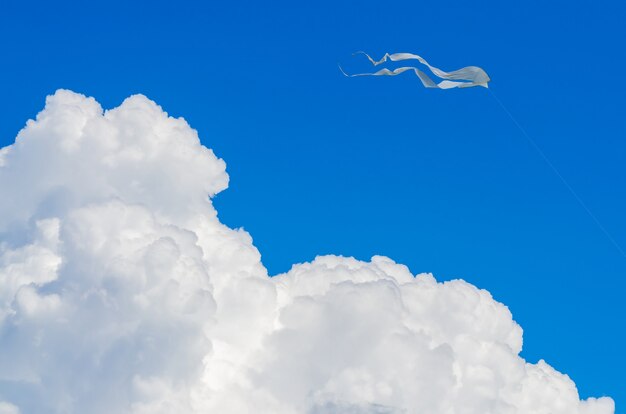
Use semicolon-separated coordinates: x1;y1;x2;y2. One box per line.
488;88;626;259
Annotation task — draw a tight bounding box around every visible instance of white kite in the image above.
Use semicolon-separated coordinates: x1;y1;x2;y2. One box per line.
341;51;490;89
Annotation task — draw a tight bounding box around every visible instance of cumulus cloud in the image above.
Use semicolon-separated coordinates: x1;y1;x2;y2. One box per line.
0;90;614;413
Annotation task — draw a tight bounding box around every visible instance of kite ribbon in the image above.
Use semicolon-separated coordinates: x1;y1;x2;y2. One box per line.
340;51;490;89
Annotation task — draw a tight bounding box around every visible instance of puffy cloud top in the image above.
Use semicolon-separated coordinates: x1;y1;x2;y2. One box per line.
0;90;614;413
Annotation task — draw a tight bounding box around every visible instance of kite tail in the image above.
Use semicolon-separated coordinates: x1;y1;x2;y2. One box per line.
344;51;490;89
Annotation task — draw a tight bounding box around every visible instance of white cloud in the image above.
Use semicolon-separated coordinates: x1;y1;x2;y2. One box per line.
0;402;19;414
0;90;614;413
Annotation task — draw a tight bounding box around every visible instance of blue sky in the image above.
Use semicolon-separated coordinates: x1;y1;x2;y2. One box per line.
1;0;624;409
